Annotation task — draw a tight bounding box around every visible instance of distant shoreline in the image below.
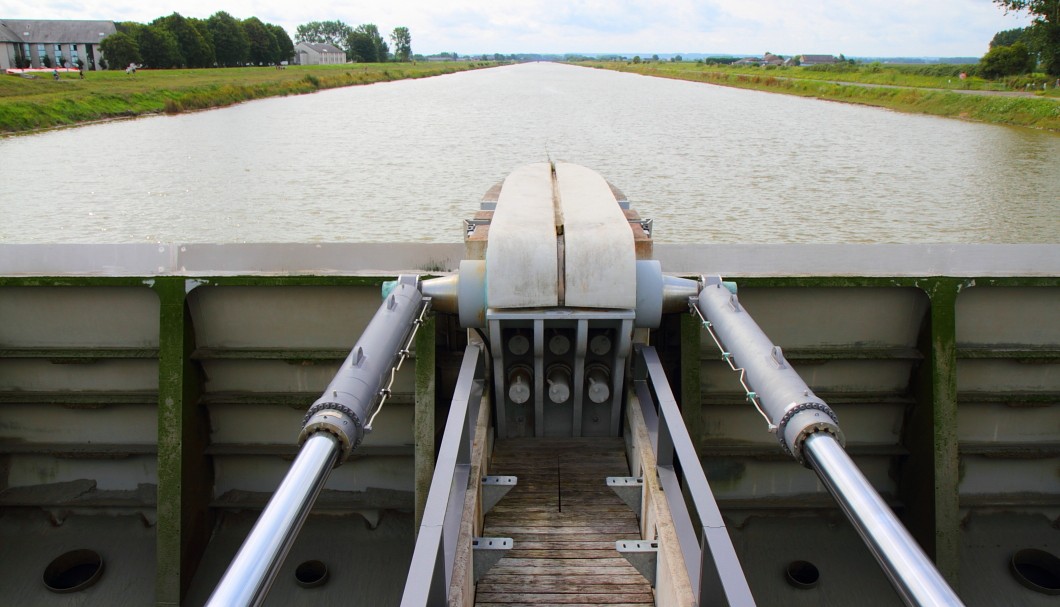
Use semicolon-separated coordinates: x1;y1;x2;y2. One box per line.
0;62;497;135
580;62;1060;132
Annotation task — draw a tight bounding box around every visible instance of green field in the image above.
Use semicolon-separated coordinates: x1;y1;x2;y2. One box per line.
582;62;1060;131
0;62;494;134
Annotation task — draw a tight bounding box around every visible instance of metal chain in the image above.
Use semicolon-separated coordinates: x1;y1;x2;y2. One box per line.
366;299;431;431
690;300;777;432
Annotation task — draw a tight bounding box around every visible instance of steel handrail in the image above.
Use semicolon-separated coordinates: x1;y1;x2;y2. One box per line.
400;342;485;606
633;344;757;607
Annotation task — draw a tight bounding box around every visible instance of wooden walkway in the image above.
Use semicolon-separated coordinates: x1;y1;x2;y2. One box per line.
475;437;654;607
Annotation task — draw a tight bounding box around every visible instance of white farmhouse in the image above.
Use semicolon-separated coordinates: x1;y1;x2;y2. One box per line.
0;19;116;71
294;42;345;65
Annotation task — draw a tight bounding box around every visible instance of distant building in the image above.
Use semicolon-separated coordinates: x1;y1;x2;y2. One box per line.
762;53;784;66
733;53;785;67
800;54;839;66
0;19;116;71
294;42;345;65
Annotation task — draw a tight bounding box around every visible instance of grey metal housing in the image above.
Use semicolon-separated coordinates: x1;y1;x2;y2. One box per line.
694;276;844;464
299;275;424;464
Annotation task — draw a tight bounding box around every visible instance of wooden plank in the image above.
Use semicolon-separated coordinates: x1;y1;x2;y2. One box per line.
475;438;652;607
488;509;628;517
496;558;632;568
482;574;647;585
503;550;634;559
494;525;637;533
489;559;635;572
477;597;652;605
477;583;653;594
476;601;648;605
474;593;648;601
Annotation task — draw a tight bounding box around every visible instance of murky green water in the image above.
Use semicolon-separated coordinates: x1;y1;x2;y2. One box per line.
1;62;1057;244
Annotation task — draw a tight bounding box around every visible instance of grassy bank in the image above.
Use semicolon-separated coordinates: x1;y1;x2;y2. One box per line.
582;62;1060;131
0;62;494;134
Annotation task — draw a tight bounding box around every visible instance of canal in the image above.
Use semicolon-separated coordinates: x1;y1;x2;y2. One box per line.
1;62;1057;244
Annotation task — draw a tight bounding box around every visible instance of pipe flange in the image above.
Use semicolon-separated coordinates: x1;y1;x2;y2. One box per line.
301;402;356;427
299;402;363;464
776;402;842;466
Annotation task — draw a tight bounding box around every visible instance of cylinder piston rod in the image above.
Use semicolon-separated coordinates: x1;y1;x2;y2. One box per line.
804;434;964;606
205;276;426;607
204;433;339;607
694;276;964;607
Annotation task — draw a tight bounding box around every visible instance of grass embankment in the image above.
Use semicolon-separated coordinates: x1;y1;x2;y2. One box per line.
0;62;494;134
582;62;1060;131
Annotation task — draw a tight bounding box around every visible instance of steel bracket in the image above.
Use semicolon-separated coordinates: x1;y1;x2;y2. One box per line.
481;475;517;514
616;540;658;586
472;537;513;583
607;476;643;518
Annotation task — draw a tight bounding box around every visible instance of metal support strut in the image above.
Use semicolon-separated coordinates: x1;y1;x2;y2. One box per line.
693;276;964;607
205;276;427;607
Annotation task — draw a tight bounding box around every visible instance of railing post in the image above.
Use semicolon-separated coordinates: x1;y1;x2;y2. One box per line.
401;343;485;606
633;345;756;607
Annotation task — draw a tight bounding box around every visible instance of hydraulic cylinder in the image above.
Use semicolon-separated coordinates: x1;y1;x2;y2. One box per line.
694;277;964;607
205;277;425;607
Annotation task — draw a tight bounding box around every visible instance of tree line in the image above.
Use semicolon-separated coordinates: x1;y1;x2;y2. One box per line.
983;1;1060;77
295;21;412;62
99;12;294;69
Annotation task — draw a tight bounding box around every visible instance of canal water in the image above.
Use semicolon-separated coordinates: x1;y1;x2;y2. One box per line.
1;62;1058;244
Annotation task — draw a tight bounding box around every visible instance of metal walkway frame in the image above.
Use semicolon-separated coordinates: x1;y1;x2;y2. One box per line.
632;344;757;606
401;343;486;606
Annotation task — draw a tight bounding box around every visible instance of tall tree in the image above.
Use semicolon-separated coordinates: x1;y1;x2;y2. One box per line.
979;41;1037;77
99;31;141;69
115;21;143;36
243;17;279;65
348;31;376;62
994;1;1060;75
348;24;387;62
189;18;216;66
137;24;183;68
153;13;215;68
207;11;249;67
991;26;1030;48
266;24;294;64
390;26;412;62
296;20;352;55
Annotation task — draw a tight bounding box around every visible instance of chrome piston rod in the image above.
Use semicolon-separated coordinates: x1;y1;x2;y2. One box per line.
804;434;963;606
206;277;425;607
694;277;963;607
204;433;340;607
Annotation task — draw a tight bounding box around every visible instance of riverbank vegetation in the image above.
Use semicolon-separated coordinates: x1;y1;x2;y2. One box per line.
0;62;493;134
581;62;1060;131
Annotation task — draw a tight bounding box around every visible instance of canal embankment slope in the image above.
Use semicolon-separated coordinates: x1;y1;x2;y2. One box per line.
0;62;496;135
582;62;1060;132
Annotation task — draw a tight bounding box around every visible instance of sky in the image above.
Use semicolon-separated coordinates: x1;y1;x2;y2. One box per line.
0;0;1036;58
